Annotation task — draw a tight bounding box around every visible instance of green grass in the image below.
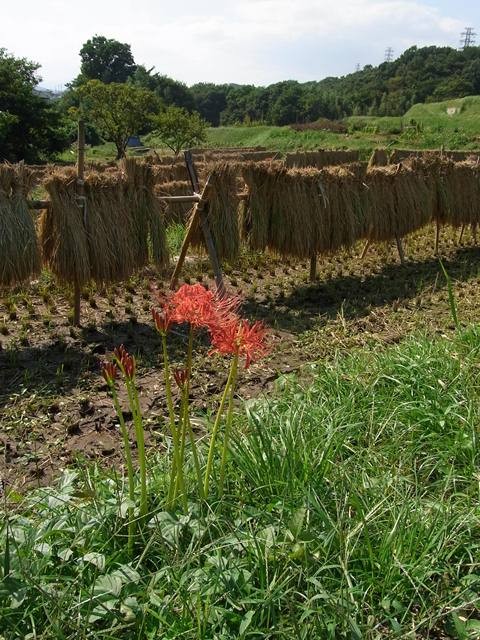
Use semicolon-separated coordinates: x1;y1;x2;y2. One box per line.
62;95;480;163
1;327;480;638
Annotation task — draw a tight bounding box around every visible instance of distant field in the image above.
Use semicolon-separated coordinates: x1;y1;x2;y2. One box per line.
72;95;480;163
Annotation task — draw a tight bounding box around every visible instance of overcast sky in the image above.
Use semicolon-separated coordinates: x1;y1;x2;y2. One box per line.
1;0;479;89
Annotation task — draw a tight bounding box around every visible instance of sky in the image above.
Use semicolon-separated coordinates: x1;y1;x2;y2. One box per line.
1;0;479;89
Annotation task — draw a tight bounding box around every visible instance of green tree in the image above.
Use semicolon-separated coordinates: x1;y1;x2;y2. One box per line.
80;35;136;84
152;106;207;156
0;49;69;162
131;66;194;111
78;80;160;159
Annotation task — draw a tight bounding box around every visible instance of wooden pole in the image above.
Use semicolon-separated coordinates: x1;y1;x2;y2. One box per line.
458;224;466;244
74;118;86;327
170;177;211;289
309;253;317;281
395;234;405;265
360;239;371;259
171;150;224;293
434;219;440;255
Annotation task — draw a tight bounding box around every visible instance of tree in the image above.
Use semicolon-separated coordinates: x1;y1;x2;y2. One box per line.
152;106;207;156
80;35;136;84
131;66;194;111
78;80;160;159
0;49;69;162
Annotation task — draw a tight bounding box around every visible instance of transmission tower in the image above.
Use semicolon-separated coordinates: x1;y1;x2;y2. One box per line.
355;63;361;72
460;27;476;49
384;47;394;63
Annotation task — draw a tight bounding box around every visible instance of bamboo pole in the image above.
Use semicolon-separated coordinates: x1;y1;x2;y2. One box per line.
74;119;86;327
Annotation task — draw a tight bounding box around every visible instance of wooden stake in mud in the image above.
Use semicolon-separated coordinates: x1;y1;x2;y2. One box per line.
309;253;317;281
74;118;86;327
395;233;406;265
170;150;224;293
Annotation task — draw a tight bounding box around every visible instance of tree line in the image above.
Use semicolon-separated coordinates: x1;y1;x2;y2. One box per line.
2;35;480;162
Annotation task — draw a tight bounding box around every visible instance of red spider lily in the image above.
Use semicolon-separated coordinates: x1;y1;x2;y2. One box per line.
173;368;189;388
151;307;174;335
170;284;240;330
101;361;118;385
210;318;269;368
114;345;136;380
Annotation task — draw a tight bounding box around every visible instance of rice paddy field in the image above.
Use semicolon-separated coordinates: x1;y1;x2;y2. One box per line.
1;149;480;639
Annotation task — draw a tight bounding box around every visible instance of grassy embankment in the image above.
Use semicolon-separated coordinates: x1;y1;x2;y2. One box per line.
79;95;480;162
2;323;480;638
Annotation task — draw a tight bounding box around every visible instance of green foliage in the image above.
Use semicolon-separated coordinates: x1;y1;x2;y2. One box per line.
77;80;161;158
0;49;69;162
189;46;480;126
79;35;136;84
130;66;194;111
152;106;207;156
1;328;480;638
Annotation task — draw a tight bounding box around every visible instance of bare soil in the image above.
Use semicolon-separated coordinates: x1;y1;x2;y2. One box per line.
1;223;480;490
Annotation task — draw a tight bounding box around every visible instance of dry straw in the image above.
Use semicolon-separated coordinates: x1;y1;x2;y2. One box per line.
155;180;194;225
190;162;241;262
41;168;91;286
0;163;41;288
285;150;360;169
364;163;434;241
122;158;169;269
368;148;390;168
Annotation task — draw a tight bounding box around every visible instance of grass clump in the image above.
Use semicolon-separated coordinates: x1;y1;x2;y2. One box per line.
1;328;479;638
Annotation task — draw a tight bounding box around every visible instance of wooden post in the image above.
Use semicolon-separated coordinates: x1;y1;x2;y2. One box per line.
309;253;317;281
74;119;86;327
395;234;405;265
169;150;224;293
458;224;466;244
434;219;441;255
360;239;371;260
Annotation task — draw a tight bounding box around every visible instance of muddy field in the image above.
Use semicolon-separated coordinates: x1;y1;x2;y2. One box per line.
1;223;480;490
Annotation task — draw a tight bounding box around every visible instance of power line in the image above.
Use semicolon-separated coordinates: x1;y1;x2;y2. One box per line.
384;47;394;63
460;27;476;49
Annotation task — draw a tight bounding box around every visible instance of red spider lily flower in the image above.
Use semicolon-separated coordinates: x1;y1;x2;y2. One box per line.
101;361;118;385
173;368;189;389
171;283;241;331
151;307;174;335
113;345;136;380
210;318;269;368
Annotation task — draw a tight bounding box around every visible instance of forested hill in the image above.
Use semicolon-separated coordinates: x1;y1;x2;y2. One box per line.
188;46;480;126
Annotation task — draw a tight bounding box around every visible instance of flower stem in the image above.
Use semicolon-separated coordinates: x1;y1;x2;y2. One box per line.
184;326;204;499
162;334;183;507
174;386;188;510
126;380;148;519
110;385;136;552
218;353;239;497
203;356;239;498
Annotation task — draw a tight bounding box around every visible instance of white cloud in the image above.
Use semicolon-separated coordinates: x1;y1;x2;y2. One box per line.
0;0;469;87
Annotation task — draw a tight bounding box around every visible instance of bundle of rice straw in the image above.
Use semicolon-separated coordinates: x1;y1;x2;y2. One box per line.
122;158;169;269
242;162;366;258
364;163;434;241
241;162;286;251
151;163;190;184
285;150;359;169
425;157;480;227
189;163;241;262
368;148;389;168
0;163;41;288
155;180;193;224
84;172;136;283
41;168;91;285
